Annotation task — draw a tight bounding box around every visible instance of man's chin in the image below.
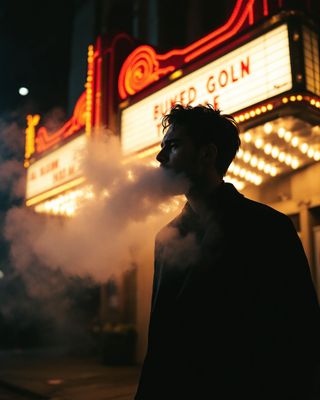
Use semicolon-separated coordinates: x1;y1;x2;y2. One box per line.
158;167;191;196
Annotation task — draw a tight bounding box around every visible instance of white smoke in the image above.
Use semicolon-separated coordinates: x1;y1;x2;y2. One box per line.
4;133;191;283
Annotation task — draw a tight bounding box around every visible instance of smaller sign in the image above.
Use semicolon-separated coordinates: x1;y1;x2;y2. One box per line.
26;134;87;200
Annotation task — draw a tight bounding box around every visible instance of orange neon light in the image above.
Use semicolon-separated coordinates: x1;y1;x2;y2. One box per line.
85;45;95;135
35;92;86;154
25;114;40;162
118;0;256;99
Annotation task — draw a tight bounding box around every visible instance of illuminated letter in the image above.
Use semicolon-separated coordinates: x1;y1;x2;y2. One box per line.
213;95;220;109
188;87;197;103
206;75;216;93
179;90;186;105
241;57;250;77
218;70;228;87
154;105;160;120
231;65;238;82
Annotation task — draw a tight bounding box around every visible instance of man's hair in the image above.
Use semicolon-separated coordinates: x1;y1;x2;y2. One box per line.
162;104;241;177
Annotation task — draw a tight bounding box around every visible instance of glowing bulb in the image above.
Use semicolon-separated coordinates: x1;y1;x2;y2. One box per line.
300;143;308;153
291;159;299;169
264;143;272;155
250;156;258;167
244;132;252;143
278;152;285;162
291;137;299;147
255;138;264;149
257;160;265;170
270;167;277;176
237;148;243;158
278;128;285;138
285;154;292;165
284;131;292;142
264;164;271;174
271;147;279;158
234;165;240;176
243;152;251;163
19;87;29;96
314;152;320;161
239;169;246;178
307;148;314;158
228;163;234;172
245;171;252;180
264;123;273;134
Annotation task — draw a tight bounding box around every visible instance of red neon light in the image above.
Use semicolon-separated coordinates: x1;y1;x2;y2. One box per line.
94;56;102;127
118;0;256;99
263;0;269;16
36;92;86;153
118;46;175;99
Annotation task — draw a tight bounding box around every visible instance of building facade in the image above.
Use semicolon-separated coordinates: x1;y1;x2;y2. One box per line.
24;0;320;363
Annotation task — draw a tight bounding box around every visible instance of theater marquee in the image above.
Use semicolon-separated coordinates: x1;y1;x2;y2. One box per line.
26;134;87;200
121;24;292;155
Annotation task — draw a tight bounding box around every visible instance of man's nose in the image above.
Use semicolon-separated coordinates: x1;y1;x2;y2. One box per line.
156;148;167;164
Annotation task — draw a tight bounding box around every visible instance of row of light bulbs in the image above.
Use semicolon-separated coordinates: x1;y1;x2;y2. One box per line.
242;131;300;169
224;175;245;191
228;162;263;185
244;124;320;162
35;187;94;217
236;148;278;176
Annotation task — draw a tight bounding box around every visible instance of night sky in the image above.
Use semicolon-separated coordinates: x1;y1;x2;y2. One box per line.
0;0;74;119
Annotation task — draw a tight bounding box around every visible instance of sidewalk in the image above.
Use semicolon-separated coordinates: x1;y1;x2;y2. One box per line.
0;349;140;399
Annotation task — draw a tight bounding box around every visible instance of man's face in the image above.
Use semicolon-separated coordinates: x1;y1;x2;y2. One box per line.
156;124;203;182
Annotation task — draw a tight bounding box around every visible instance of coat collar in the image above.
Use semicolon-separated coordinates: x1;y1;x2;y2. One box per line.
177;182;244;233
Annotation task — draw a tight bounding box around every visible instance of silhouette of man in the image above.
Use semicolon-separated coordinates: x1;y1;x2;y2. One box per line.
135;104;320;400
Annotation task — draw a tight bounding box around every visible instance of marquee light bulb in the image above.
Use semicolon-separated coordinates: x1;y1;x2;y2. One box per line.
264;123;273;134
255;138;264;149
244;132;252;143
291;159;299;169
270;166;277;176
237;148;243;158
307;148;314;158
284;131;292;142
250;156;258;167
291;137;299;147
271;147;279;158
285;154;292;165
278;127;285;138
257;160;265;170
243;151;251;163
264;164;271;174
264;143;272;155
278;152;286;162
300;143;308;153
234;165;240;175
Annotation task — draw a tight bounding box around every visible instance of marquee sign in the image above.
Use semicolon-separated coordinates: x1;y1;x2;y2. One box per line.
26;134;87;200
121;24;292;155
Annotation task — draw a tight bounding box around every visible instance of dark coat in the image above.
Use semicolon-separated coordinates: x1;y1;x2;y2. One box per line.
135;183;320;400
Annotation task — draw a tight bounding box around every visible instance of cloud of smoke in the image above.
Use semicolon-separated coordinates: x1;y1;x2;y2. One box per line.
4;133;191;284
0;121;198;351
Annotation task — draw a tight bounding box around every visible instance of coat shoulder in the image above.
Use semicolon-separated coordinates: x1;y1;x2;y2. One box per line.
239;195;293;229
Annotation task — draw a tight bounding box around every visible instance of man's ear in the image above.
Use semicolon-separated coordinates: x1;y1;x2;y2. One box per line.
202;143;218;164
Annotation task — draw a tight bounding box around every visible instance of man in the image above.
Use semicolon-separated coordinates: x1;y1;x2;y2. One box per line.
135;104;320;400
